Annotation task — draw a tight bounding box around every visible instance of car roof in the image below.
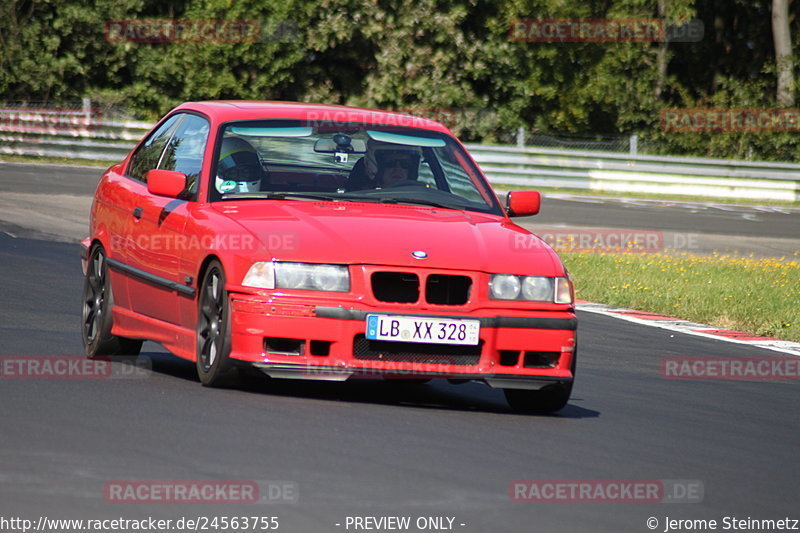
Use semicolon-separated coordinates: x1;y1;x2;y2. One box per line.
173;101;453;135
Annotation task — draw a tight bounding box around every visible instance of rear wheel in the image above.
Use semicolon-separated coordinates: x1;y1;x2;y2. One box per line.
504;348;576;414
81;246;143;358
196;260;234;386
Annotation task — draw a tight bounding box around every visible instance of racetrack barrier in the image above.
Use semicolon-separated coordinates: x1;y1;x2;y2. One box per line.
1;106;798;201
465;144;800;202
0;105;151;162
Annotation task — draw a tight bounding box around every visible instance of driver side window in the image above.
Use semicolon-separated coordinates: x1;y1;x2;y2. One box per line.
158;114;210;195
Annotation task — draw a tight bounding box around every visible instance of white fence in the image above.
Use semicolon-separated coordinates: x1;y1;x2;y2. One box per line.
1;107;798;201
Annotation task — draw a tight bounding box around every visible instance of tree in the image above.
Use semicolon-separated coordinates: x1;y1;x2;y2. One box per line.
772;0;794;106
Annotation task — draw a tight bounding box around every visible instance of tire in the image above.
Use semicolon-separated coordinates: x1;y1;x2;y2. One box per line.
504;382;572;414
196;260;234;386
81;246;143;358
504;348;577;414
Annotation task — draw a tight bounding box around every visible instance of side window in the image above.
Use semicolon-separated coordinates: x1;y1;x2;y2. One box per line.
435;145;486;202
127;114;183;182
158;114;210;195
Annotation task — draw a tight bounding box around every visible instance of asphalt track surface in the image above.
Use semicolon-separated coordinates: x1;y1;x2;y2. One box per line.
1;162;799;532
528;194;800;240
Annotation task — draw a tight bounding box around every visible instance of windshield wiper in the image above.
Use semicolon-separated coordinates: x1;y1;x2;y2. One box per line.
221;191;460;210
222;191;342;201
379;197;459;209
223;191;396;203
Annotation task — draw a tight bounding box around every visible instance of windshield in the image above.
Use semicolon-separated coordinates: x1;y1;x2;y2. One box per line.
210;119;502;215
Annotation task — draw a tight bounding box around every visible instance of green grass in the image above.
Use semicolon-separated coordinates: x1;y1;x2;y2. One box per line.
563;251;800;342
492;183;800;207
0;154;110;167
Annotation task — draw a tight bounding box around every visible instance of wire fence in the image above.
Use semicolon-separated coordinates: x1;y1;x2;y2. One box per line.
0;100;144;122
521;131;635;153
486;128;661;155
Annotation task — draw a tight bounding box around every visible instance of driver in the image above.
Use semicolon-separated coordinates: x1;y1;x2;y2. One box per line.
374;147;420;187
215;136;268;194
347;140;421;190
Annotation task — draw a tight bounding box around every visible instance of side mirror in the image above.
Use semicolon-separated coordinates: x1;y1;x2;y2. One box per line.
506;190;541;217
147;169;187;198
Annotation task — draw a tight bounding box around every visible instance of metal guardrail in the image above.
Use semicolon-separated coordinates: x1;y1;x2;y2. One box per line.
0;107;150;162
1;107;798;201
465;144;800;202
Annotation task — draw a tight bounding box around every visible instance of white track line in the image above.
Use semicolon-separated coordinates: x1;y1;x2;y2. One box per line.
576;302;800;357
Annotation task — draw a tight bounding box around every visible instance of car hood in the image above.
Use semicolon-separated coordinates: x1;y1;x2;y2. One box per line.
213;201;562;275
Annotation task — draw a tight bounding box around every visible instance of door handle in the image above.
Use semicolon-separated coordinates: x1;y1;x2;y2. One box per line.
133;207;143;220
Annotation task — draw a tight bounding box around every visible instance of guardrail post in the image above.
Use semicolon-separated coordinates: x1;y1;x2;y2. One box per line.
516;127;525;148
630;134;638;156
82;97;92;125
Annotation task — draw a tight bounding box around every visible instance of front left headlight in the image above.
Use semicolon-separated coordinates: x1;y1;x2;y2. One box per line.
243;261;350;292
490;274;573;304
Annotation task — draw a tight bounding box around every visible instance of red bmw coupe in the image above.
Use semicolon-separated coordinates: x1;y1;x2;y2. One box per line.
81;101;577;413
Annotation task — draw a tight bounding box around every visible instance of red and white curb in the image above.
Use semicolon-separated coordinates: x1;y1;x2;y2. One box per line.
575;302;800;357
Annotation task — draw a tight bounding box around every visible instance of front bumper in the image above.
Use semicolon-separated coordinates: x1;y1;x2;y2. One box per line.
228;292;577;389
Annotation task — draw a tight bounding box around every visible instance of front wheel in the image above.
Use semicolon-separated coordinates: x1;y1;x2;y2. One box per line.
196;260;234;386
81;246;143;358
504;382;572;414
504;349;576;414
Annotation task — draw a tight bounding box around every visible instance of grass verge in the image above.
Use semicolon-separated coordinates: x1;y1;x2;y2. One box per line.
562;251;800;342
0;154;110;167
492;183;800;207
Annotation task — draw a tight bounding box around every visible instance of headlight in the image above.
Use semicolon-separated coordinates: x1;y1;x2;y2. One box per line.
521;276;553;301
243;261;350;292
489;274;521;300
490;274;572;304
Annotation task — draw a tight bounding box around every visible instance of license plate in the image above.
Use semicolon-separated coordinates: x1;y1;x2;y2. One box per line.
365;314;480;346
